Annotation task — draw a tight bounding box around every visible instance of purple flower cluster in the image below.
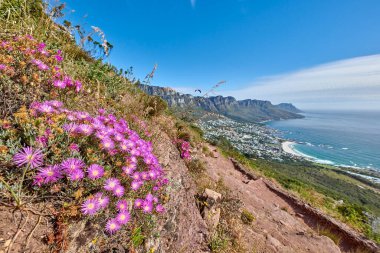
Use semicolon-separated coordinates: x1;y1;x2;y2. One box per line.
25;100;168;234
31;59;49;71
0;35;83;92
175;139;191;160
52;76;82;92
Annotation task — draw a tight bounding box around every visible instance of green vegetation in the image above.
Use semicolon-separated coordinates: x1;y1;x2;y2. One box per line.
317;226;342;246
241;209;255;225
131;227;145;247
186;158;206;175
209;230;229;252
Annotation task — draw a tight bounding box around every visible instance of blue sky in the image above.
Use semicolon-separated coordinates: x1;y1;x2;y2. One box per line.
61;0;380;109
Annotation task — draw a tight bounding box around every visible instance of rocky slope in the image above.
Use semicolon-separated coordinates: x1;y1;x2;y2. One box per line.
199;145;380;253
138;84;304;122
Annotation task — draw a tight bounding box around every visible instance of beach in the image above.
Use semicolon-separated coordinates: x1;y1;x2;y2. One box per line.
281;141;301;157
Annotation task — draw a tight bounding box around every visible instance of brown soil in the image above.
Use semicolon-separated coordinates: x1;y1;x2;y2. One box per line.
0;205;54;253
201;145;380;253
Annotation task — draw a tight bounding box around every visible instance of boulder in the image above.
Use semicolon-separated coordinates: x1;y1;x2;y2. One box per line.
203;188;222;204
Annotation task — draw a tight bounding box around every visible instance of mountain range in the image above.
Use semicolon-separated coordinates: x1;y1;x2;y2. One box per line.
138;83;304;122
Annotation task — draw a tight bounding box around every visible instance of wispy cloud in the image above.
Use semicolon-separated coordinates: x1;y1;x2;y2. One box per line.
223;54;380;110
190;0;196;9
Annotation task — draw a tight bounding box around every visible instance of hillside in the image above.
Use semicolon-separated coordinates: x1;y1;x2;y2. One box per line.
275;103;303;113
139;83;304;122
0;1;379;253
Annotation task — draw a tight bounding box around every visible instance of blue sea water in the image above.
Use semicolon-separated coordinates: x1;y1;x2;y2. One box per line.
266;111;380;171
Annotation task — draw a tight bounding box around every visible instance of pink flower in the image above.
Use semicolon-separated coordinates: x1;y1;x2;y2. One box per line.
63;76;73;87
104;178;120;191
113;185;125;197
36;165;62;183
131;180;142;191
116;200;128;212
81;198;98;216
33;175;44;187
78;124;93;136
68;169;84;181
101;138;114;150
36;136;48;147
61;158;85;174
134;199;144;209
132;172;141;181
75;80;82;92
54;50;63;62
53;79;66;89
122;165;135;175
156;204;165;213
13;146;44;168
69;143;80;152
87;164;104;180
76;111;90;120
105;218;120;234
141;172;149;181
142;200;153;213
63;123;78;133
116;211;130;225
145;193;154;203
95;192;109;209
47;100;63;108
37;42;46;50
38;103;55;114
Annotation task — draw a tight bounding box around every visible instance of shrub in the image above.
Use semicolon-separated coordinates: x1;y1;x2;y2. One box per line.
186;159;206;174
141;94;168;117
241;209;255;225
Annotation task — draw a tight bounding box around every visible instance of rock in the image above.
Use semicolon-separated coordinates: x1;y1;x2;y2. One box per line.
266;235;284;250
149;136;209;253
158;146;171;167
211;151;219;158
204;188;222;204
3;239;11;248
204;208;221;232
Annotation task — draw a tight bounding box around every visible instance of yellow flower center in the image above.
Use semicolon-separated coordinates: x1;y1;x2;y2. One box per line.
92;170;99;176
110;223;116;229
26;154;33;161
47;171;54;176
88;203;95;209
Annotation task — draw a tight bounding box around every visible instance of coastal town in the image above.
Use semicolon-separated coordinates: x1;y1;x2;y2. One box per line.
196;114;294;160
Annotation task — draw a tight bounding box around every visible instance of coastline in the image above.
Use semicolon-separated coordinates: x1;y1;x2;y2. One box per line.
281;140;380;185
281;141;301;157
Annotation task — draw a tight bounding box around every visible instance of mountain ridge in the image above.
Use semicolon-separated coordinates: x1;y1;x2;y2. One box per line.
138;83;304;122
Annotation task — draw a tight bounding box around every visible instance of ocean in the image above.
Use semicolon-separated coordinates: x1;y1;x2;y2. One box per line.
266;110;380;171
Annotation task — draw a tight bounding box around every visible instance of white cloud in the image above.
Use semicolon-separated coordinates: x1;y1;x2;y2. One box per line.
223;54;380;110
190;0;196;8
